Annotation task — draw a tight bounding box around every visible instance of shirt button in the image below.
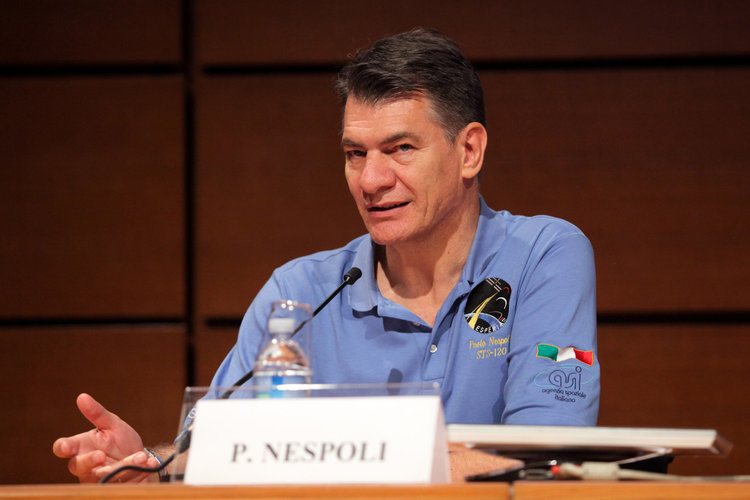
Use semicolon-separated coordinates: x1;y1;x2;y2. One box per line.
429;344;438;354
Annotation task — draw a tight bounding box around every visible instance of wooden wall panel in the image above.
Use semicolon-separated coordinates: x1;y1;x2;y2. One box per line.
0;326;185;484
480;68;750;313
0;0;181;64
195;75;362;319
0;77;185;318
195;0;750;64
597;323;750;475
194;327;241;386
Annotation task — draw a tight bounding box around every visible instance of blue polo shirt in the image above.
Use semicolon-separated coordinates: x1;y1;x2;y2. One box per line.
211;197;599;425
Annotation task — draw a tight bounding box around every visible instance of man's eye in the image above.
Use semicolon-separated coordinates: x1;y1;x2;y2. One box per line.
397;144;413;152
346;150;366;158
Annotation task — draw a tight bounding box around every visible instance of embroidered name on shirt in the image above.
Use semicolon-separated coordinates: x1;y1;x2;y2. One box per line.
469;335;509;360
463;278;511;334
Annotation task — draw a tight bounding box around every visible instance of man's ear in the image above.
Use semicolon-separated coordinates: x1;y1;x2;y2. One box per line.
459;122;487;180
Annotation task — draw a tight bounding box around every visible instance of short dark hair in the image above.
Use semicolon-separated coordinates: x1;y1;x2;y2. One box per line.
335;27;485;142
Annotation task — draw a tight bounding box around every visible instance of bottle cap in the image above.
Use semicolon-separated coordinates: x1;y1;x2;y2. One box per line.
268;317;296;333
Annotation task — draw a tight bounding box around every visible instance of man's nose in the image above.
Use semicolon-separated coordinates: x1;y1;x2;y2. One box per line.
359;153;396;193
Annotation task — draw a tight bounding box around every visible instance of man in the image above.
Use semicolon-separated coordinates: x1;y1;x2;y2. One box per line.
54;27;599;483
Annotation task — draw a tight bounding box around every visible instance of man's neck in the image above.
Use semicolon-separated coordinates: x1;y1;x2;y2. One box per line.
376;197;480;326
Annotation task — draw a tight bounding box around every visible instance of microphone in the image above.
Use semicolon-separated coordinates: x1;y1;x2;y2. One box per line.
220;266;362;398
99;266;363;484
309;267;362;322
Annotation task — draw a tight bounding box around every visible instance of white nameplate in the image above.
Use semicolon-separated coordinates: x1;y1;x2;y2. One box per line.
184;395;449;485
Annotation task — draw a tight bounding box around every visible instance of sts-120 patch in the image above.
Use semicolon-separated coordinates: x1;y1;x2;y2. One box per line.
464;278;511;334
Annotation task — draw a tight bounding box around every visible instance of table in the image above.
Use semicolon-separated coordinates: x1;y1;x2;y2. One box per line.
2;482;750;500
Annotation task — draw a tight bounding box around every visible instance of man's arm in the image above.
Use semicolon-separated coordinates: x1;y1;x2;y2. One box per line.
448;443;522;482
503;230;599;425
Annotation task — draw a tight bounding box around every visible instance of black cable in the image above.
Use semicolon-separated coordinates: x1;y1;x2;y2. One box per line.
98;430;191;484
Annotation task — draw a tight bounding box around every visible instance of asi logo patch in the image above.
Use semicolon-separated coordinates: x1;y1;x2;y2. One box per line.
464;278;511;334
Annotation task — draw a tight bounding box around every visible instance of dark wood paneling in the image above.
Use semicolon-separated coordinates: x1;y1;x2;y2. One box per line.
598;323;750;475
0;77;185;318
480;68;750;313
195;0;750;65
195;75;362;318
0;325;185;484
0;0;181;64
194;326;240;386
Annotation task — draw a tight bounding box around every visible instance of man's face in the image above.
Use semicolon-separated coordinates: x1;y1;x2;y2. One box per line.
342;96;470;247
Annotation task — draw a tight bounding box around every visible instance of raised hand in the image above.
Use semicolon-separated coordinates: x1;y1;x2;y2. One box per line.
52;393;158;483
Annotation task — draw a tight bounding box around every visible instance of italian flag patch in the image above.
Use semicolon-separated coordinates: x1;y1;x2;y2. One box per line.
536;343;594;366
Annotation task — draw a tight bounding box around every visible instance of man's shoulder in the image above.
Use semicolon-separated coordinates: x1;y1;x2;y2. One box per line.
272;234;369;282
514;213;586;239
480;197;586;241
489;208;588;243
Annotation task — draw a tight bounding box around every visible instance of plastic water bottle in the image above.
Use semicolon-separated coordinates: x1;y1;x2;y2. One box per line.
253;300;312;398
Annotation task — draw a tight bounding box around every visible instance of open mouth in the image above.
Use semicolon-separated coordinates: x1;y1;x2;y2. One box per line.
368;202;409;212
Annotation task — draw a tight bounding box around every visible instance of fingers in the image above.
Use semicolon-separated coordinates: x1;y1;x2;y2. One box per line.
76;393;120;431
66;450;106;482
94;451;160;484
66;450;159;484
52;437;72;458
53;431;95;458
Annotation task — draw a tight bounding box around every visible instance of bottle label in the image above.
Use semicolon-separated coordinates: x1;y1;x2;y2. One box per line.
255;375;310;398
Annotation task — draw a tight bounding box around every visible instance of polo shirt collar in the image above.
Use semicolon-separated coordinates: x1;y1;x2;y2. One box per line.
459;195;506;288
348;236;378;313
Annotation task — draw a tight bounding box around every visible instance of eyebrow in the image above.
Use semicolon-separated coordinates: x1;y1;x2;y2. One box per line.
341;131;419;149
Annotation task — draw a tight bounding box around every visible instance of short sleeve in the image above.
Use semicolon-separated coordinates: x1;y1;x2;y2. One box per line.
501;230;599;425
